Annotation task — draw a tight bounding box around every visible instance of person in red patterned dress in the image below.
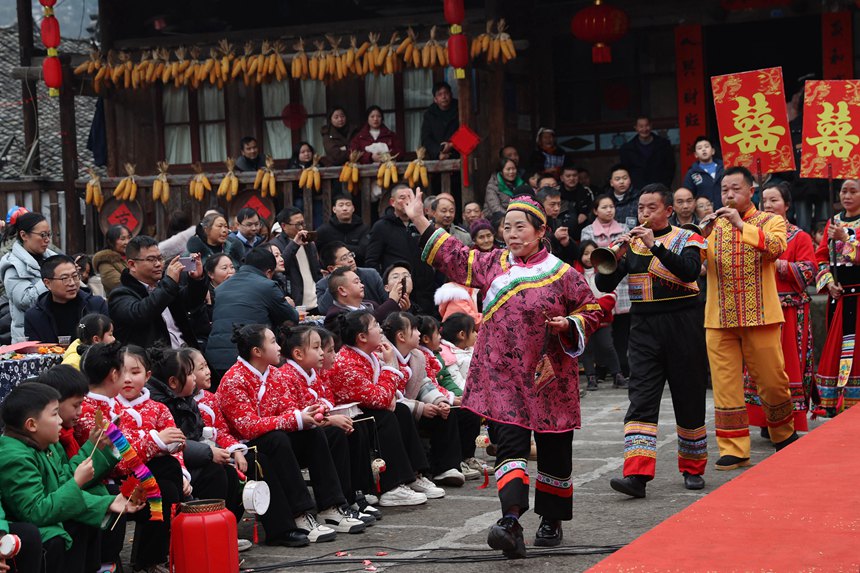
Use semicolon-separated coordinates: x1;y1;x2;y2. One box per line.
405;189;601;558
745;183;816;433
216;324;361;546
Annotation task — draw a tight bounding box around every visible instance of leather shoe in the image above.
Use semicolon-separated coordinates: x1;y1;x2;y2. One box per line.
609;475;646;498
774;432;799;451
265;530;310;547
612;373;629;389
714;455;750;471
683;472;705;490
534;517;563;547
487;516;527;559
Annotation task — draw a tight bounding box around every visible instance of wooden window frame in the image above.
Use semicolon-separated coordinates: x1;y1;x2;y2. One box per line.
155;85;231;171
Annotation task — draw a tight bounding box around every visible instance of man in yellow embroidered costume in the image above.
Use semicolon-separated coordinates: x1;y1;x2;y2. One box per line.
702;166;798;470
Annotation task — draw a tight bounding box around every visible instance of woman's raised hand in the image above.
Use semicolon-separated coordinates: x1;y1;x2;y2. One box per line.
404;188;425;222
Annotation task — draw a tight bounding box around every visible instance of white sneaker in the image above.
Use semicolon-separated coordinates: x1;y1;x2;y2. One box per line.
460;460;482;481
318;506;367;534
434;468;466;487
237;538;253;552
294;512;337;543
378;485;428;507
410;475;446;498
365;493;379;505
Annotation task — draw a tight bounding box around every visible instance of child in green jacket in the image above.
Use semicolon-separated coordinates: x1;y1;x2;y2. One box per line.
0;383;143;573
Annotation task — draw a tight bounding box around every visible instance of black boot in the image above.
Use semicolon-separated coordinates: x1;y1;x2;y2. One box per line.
774;432;799;451
587;375;598;391
683;472;705;490
612;373;629;389
714;455;750;471
759;426;770;439
609;475;646;498
534;517;563;547
487;516;527;559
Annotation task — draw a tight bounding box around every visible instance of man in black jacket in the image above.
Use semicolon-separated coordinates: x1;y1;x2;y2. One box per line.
108;235;207;349
536;187;579;266
25;255;109;343
365;184;436;313
619;116;676;190
271;207;322;312
234;136;266;172
206;247;299;385
420;82;459;160
314;194;370;266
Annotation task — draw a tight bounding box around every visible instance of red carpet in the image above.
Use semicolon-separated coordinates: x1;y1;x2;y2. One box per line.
588;406;860;572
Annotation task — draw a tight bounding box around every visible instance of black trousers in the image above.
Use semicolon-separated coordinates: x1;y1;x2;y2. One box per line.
393;403;430;476
582;325;621;377
43;520;99;573
457;408;482;460
130;455;183;569
246;429;345;540
360;404;427;493
4;522;41;573
624;307;708;479
321;426;353;505
417;410;462;475
493;423;574;521
612;312;632;377
346;420;375;497
190;461;243;522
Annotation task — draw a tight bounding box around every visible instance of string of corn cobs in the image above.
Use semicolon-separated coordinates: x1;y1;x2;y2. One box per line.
84;168;104;209
189;162;211;201
217;158;241;202
113;163;138;201
152;161;171;205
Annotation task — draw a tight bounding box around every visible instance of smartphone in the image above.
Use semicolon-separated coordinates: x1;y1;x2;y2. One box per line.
305;231;318;242
400;276;408;297
178;256;196;272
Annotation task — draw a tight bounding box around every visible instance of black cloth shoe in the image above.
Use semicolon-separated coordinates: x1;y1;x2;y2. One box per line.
714;455;750;471
609;475;646;498
612;373;629;389
759;426;770;439
533;517;563;547
587;375;598;391
265;531;310;547
774;432;799;451
487;516;527;559
683;472;705;490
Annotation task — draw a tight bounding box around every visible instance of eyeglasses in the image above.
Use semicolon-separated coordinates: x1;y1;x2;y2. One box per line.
28;231;52;240
131;255;163;265
48;273;80;284
286;221;306;229
337;252;356;263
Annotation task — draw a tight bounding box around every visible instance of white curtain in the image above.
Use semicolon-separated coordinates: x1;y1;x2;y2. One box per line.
197;85;226;163
262;81;292;159
163;87;191;164
403;69;433;152
301;80;326;153
364;74;396;133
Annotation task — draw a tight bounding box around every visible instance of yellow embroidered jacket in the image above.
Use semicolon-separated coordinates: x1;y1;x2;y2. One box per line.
705;207;786;329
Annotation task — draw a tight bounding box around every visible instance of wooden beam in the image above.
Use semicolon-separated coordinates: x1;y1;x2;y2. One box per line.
60;66;83;253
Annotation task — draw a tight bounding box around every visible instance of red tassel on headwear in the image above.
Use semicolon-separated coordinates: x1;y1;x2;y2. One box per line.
477;465;489;489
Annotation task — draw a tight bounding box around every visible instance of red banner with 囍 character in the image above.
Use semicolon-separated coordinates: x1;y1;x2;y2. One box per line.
675;24;707;161
711;67;796;175
800;80;860;179
822;12;853;80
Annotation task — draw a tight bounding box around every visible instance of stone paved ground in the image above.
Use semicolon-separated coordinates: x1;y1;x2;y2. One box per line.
125;384;821;572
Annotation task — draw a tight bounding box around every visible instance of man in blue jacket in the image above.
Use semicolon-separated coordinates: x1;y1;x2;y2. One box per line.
682;136;725;209
315;241;386;314
25;255;109;343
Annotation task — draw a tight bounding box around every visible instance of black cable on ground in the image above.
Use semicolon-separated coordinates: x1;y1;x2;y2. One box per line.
240;543;625;571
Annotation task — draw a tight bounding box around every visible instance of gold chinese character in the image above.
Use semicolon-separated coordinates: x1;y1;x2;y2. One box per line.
805;101;859;159
723;92;786;153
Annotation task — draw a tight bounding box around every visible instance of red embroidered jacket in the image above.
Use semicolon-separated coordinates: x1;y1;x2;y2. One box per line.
74;392;123;446
193;389;246;453
216;358;306;441
278;361;335;410
116;388;186;475
326;346;403;410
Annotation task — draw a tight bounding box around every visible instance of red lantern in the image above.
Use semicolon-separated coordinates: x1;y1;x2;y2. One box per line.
41;15;60;48
38;0;56;6
448;34;469;70
444;0;465;25
571;0;629;64
43;56;62;95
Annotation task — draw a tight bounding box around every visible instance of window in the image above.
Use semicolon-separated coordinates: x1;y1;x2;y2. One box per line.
161;86;227;165
365;74;397;134
403;69;434;151
262;80;292;160
300;81;327;153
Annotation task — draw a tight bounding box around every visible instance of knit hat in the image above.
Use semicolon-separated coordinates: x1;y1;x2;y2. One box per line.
506;195;547;226
469;218;493;239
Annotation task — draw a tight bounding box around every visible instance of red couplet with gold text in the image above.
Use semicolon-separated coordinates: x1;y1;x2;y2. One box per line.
711;67;796;175
800;80;860;180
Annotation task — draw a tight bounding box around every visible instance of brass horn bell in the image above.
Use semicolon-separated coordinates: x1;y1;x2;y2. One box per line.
591;243;627;275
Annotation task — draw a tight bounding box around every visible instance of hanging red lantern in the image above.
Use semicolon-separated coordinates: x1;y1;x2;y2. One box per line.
444;0;465;26
570;0;629;64
43;56;62;96
37;0;56;6
448;33;469;76
40;15;60;48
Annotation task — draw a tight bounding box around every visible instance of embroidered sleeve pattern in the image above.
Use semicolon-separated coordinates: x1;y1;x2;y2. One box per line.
217;370;299;441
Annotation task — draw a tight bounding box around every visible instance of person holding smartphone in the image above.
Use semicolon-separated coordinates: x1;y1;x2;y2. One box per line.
272;207;322;314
